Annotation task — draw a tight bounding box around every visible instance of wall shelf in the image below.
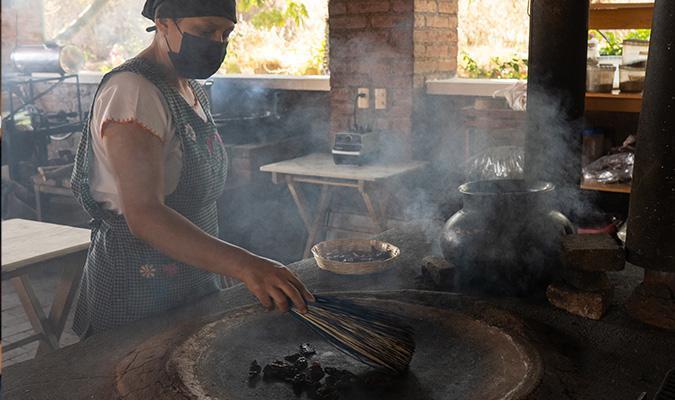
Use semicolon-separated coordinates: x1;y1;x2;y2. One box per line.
589;3;654;30
580;181;631;194
585;91;643;113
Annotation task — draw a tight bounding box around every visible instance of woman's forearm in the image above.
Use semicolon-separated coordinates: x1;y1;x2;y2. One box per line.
125;203;258;279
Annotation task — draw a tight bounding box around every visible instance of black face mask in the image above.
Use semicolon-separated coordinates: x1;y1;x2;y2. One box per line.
166;21;227;79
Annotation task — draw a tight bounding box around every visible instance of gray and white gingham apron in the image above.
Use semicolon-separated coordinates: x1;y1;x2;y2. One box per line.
71;57;228;336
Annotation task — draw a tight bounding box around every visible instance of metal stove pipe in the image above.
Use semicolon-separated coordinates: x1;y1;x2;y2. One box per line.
626;0;675;273
524;0;589;188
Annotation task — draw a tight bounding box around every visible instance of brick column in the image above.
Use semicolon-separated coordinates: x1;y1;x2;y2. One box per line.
328;0;458;160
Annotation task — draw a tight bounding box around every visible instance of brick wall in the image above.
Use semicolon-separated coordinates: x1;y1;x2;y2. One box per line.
1;0;44;73
328;0;458;160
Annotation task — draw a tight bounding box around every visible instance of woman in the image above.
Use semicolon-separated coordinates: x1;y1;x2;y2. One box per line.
70;0;313;338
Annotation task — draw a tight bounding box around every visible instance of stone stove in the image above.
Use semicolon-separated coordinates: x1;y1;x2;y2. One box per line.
4;224;675;400
115;295;541;400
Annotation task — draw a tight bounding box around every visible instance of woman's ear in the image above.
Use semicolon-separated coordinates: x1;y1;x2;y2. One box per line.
154;17;170;35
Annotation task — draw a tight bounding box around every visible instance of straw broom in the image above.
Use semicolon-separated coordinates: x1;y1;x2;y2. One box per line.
290;296;415;374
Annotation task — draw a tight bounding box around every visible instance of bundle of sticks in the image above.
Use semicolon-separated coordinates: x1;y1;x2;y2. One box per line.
290;296;415;374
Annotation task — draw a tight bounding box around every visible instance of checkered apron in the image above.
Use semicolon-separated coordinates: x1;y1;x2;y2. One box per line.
70;58;228;336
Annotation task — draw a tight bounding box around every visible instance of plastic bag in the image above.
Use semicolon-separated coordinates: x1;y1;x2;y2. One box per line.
492;81;527;111
582;152;634;184
465;145;524;180
617;222;627;244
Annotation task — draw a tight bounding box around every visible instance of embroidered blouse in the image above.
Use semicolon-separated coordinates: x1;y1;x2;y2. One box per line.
88;71;208;213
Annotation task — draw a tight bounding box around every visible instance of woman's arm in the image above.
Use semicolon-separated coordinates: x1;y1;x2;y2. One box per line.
102;122;313;313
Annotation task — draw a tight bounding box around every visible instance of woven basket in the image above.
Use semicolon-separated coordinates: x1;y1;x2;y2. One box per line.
311;239;401;275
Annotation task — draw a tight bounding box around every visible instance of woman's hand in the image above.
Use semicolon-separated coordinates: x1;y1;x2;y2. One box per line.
237;256;315;314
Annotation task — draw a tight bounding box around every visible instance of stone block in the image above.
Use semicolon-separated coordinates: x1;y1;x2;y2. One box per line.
418;256;455;290
626;283;675;331
561;234;625;272
546;283;612;320
560;268;611;292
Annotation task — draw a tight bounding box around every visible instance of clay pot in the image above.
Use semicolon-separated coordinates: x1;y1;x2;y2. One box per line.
440;180;574;295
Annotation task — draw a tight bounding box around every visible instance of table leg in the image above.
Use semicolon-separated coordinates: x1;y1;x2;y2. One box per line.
286;176;312;231
34;185;43;221
11;275;60;353
304;185;333;258
358;183;386;232
36;253;85;355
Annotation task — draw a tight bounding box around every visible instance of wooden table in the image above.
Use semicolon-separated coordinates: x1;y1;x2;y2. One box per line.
1;219;90;355
260;153;427;257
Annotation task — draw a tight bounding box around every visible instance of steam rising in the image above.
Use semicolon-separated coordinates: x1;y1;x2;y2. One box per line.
2;0;599;269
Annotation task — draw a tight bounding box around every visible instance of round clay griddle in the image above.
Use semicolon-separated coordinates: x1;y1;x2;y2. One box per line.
169;298;541;400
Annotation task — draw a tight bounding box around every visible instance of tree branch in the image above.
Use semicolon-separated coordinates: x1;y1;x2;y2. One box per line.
52;0;112;44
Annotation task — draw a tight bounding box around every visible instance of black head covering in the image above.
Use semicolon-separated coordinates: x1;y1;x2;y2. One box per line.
143;0;237;30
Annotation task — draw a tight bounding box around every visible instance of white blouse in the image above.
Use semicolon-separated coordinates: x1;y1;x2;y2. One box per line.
88;72;207;214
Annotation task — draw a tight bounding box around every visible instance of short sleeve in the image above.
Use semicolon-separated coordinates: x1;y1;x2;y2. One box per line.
93;71;171;142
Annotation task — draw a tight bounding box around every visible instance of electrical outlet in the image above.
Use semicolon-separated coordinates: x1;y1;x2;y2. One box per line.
357;88;369;109
374;88;387;110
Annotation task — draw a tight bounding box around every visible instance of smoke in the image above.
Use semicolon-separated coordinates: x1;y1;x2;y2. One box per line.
7;0;602;274
525;88;599;222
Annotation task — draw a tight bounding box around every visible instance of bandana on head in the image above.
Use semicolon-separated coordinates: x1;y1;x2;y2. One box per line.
143;0;237;31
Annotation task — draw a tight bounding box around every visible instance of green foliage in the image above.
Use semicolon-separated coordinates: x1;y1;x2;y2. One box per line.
592;29;651;56
461;52;527;79
303;37;327;75
625;29;650;41
462;52;480;76
43;0;324;76
595;30;622;56
239;0;309;30
238;0;267;11
250;9;286;28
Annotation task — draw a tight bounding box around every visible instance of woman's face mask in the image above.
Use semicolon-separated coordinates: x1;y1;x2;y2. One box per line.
165;20;227;79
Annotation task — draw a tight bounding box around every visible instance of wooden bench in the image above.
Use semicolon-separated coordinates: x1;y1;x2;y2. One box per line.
1;219;90;355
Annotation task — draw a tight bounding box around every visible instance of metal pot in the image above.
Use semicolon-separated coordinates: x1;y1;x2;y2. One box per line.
440;179;574;296
11;44;83;74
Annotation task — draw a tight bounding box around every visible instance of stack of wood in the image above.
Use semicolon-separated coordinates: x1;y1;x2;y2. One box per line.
546;234;625;320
